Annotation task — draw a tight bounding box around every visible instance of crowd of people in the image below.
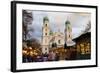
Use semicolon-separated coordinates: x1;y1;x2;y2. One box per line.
22;48;60;63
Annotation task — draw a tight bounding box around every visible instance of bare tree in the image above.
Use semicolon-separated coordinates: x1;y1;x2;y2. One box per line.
83;21;91;33
23;10;33;41
31;39;41;49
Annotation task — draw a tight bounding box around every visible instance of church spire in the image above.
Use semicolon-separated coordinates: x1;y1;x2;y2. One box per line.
64;20;75;46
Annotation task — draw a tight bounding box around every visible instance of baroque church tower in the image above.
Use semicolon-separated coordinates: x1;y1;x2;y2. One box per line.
42;17;50;54
65;20;75;46
65;20;72;42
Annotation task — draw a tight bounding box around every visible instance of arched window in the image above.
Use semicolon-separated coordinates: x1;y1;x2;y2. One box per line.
45;24;47;26
69;35;70;38
58;40;61;44
45;33;47;35
45;48;47;50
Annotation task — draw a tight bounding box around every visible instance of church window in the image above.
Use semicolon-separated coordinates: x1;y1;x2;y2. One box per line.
58;40;61;44
45;48;47;50
69;35;70;38
45;33;47;35
45;24;47;27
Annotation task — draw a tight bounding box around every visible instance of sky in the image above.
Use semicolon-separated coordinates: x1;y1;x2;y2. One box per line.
26;10;91;42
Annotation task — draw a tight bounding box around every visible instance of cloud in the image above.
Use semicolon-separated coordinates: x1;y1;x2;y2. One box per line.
26;10;91;42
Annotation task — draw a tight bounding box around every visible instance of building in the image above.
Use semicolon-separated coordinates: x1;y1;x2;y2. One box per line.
65;20;76;46
41;16;75;54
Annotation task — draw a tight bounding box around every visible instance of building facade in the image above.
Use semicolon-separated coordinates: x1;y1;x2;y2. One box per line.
41;16;75;54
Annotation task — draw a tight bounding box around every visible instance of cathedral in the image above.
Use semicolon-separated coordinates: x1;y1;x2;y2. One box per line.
41;16;75;54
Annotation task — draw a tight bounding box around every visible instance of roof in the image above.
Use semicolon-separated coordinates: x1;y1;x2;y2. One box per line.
43;16;49;22
65;20;70;26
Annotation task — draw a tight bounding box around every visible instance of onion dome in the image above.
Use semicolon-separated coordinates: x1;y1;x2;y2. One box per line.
65;20;70;26
43;16;49;22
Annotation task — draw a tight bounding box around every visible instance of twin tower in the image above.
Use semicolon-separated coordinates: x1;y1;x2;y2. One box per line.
42;16;75;54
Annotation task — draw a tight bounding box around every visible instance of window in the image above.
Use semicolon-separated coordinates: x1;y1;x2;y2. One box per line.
69;35;70;38
45;33;47;35
58;40;61;44
45;24;47;26
45;48;47;50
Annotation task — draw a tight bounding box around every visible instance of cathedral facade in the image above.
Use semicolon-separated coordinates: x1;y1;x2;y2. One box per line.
41;16;75;54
